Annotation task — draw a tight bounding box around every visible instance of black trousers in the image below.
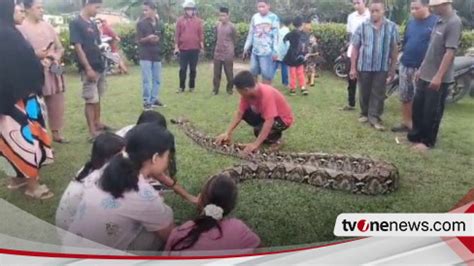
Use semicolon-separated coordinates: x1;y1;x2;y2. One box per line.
346;58;357;107
408;79;450;148
242;109;288;144
179;50;200;91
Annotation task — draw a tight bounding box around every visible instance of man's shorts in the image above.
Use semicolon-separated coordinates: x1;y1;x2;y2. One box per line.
81;72;107;104
250;53;276;81
399;64;417;103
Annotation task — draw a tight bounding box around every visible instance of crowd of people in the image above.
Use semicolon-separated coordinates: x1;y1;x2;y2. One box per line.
0;0;464;255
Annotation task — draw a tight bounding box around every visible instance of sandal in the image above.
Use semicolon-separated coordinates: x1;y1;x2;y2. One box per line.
7;178;27;191
25;185;54;200
53;138;70;144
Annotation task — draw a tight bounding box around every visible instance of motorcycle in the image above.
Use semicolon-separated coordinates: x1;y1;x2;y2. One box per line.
386;56;474;105
99;36;121;75
334;52;349;79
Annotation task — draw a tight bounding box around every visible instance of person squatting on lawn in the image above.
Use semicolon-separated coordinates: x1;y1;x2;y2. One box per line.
175;0;204;93
165;174;261;255
349;0;400;132
274;17;290;89
212;7;237;96
216;71;294;154
18;0;69;144
391;0;438;133
244;0;280;85
70;0;112;141
136;0;166;109
341;0;370;111
0;0;54;200
283;16;309;96
407;0;462;152
64;124;177;251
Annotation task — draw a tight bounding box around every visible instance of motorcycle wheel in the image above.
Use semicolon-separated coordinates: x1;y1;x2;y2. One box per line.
334;62;348;79
446;74;471;105
386;82;399;99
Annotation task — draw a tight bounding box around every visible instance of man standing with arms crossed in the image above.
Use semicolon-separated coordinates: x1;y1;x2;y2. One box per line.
70;0;110;141
341;0;370;111
408;0;462;152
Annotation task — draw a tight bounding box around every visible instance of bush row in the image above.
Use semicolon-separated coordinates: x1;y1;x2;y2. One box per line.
60;22;474;68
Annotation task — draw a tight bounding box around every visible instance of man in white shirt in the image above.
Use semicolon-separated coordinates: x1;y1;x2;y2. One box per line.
341;0;370;111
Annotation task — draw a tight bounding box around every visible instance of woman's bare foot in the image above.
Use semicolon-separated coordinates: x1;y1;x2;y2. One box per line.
52;130;70;144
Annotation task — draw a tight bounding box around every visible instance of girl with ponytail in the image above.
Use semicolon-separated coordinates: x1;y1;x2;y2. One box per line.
165;174;261;255
65;123;176;251
56;133;125;231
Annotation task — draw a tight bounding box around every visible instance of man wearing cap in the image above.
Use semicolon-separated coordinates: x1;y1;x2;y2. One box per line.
408;0;463;152
174;0;204;93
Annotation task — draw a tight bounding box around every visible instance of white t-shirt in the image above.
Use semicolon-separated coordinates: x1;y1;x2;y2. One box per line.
64;175;173;250
115;125;135;138
346;9;371;57
55;168;104;231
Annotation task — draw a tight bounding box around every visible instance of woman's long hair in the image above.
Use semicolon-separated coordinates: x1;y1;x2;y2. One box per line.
171;174;238;251
100;123;176;199
0;0;45;115
0;0;15;27
76;133;125;182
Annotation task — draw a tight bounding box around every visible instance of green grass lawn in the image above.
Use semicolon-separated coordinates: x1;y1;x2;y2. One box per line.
1;64;473;248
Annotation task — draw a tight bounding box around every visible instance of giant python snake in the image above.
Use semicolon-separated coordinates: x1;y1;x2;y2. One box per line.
171;118;400;195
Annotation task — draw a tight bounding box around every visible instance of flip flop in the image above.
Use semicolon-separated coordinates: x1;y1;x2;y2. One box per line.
25;185;54;200
7;178;28;191
53;138;70;144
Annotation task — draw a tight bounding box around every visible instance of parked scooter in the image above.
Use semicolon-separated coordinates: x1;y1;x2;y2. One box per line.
386;55;474;105
334;50;349;79
99;36;121;75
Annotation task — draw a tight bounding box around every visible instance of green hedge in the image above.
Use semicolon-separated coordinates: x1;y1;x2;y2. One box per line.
60;23;474;68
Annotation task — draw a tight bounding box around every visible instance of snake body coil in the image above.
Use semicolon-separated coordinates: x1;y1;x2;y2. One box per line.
171;119;400;195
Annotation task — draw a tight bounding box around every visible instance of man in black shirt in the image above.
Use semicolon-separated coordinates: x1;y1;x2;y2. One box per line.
137;1;165;109
70;0;109;141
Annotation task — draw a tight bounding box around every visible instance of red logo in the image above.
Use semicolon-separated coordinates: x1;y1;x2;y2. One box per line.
357;220;369;232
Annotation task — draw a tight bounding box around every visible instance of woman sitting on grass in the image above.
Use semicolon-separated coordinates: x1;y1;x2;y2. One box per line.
116;110;198;205
165;174;261;255
65;124;177;251
55;133;125;231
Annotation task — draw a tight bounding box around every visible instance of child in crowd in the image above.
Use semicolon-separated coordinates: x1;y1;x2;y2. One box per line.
56;133;125;231
64;124;177;251
274;17;291;88
116;110;198;205
165;174;261;255
305;34;322;87
283;17;308;96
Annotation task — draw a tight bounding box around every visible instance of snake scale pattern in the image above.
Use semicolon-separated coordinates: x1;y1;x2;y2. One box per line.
171;118;400;195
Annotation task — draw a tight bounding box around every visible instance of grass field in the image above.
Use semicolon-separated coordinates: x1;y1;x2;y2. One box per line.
1;64;473;248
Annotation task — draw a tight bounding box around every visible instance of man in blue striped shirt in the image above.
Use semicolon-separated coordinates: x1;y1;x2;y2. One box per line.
350;0;400;131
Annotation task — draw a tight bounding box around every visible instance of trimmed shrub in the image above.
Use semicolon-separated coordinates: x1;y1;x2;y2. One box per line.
59;22;474;68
